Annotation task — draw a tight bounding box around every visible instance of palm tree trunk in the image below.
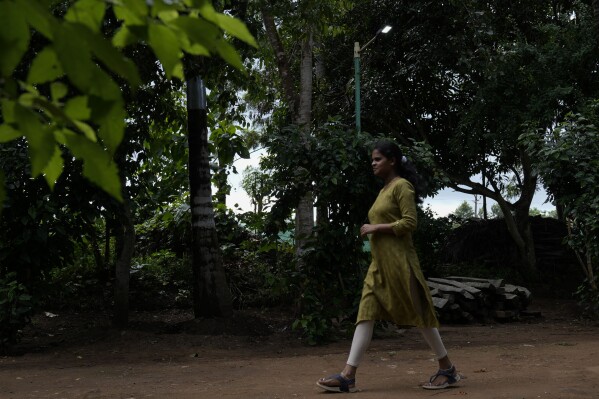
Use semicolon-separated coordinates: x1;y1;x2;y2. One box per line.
262;9;315;261
294;30;315;260
187;77;233;318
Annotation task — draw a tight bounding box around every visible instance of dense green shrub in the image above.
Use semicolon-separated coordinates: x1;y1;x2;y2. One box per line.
0;272;33;348
292;226;370;344
575;277;599;319
223;235;295;309
129;250;193;310
520;105;599;313
135;199;191;257
45;265;107;310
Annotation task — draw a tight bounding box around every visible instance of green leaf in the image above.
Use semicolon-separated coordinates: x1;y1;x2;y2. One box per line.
53;127;75;145
50;82;68;102
65;96;91;120
113;0;149;28
27;46;64;84
181;41;211;56
172;16;221;51
18;0;54;39
112;26;138;48
194;0;218;24
0;1;30;77
121;0;149;19
1;100;16;123
148;23;184;79
65;0;106;33
151;0;179;18
53;23;94;92
215;13;257;47
74;121;98;142
18;93;39;108
88;68;123;101
73;25;141;86
158;10;179;23
98;104;125;155
215;40;244;71
64;133;123;201
88;96;125;154
42;145;64;190
15;105;55;177
0;124;22;143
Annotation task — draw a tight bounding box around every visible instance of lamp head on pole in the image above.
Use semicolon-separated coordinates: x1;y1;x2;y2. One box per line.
359;25;393;53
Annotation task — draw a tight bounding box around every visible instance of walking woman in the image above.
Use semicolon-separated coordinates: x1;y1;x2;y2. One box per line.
316;140;460;392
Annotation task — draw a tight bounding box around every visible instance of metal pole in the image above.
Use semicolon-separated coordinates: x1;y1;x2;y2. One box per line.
352;26;391;134
354;41;361;133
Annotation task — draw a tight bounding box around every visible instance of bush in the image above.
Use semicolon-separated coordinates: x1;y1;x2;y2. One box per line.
0;272;33;348
291;225;370;344
413;207;454;275
575;277;599;319
223;233;295;309
43;243;109;310
129;250;193;310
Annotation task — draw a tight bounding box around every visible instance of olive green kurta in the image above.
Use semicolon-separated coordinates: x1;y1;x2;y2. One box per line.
357;178;439;328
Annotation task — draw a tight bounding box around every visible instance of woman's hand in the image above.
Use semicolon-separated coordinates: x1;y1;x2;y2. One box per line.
361;223;396;237
360;224;378;237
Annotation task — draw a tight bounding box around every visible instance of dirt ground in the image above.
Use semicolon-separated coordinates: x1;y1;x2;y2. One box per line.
1;298;598;399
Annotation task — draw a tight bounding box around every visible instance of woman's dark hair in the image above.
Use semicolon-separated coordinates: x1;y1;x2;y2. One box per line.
373;139;425;203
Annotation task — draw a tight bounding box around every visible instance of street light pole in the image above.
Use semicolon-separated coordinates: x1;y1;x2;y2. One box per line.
354;25;392;133
354;42;362;133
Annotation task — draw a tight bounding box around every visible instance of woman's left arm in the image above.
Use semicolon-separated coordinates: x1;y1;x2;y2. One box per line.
360;180;418;237
390;180;418;236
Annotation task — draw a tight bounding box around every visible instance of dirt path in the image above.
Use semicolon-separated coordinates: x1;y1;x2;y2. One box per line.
1;299;598;399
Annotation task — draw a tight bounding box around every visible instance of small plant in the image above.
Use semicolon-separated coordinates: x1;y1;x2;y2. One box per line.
44;250;108;311
574;277;599;319
292;311;331;346
129;250;193;309
0;273;33;348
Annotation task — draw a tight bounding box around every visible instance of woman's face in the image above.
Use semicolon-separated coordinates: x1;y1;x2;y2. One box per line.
371;149;395;178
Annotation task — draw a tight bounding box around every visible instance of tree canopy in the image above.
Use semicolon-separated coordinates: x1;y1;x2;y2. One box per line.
0;0;256;206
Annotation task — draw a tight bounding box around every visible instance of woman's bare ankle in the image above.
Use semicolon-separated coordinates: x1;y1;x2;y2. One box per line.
437;356;452;370
342;365;357;379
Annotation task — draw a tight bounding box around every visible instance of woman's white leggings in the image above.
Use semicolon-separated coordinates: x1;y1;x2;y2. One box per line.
346;321;448;367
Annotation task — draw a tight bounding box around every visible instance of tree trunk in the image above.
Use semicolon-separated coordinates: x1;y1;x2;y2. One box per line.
104;218;110;269
113;196;135;328
490;153;538;278
187;77;233;318
482;173;488;219
294;31;315;260
261;9;315;262
261;8;298;118
556;203;564;221
89;226;104;275
514;207;537;278
593;0;599;35
487;197;537;278
449;153;539;278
